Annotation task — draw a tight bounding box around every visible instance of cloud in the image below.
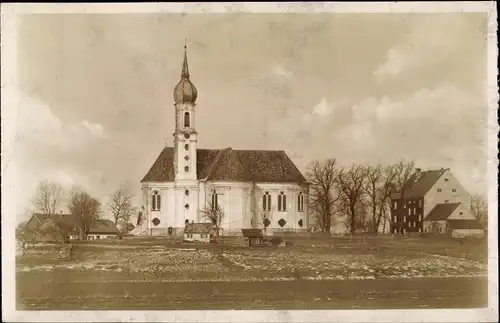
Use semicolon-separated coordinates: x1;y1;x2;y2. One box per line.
311;97;333;118
270;65;293;79
3;89;110;219
80;120;107;138
374;15;480;80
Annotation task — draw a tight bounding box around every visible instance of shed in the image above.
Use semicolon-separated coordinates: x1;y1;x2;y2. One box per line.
184;223;213;243
241;228;264;247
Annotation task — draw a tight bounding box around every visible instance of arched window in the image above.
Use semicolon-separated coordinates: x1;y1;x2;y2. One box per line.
152;190;161;211
278;191;287;211
211;190;218;210
262;192;271;211
184;166;189;172
184;144;189;151
297;192;304;212
184;112;190;128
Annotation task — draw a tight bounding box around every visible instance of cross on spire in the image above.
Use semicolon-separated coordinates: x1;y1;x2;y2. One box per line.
181;38;190;78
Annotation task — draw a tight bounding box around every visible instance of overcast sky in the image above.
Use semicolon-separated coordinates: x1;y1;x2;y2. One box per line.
4;12;488;221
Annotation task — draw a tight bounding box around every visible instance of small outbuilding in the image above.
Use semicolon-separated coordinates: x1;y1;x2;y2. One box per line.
184;222;213;243
241;228;264;247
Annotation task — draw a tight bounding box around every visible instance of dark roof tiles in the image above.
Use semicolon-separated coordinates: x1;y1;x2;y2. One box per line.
392;169;446;199
424;203;461;221
447;219;484;230
141;147;307;183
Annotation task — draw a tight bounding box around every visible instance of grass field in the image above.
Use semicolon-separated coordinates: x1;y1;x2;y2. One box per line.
16;235;488;310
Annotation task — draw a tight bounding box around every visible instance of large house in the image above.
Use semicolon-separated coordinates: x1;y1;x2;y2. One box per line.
24;213;120;241
390;168;484;237
137;46;309;236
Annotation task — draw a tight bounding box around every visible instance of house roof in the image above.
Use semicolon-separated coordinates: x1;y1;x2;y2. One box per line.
392;169;446;199
141;147;307;183
424;203;461;221
26;213;119;235
184;222;213;233
447;219;484;230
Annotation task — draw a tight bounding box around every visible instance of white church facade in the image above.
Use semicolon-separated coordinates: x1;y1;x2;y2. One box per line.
137;46;309;236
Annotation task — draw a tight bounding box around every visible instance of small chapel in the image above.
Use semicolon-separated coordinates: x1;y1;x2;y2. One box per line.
137;45;309;236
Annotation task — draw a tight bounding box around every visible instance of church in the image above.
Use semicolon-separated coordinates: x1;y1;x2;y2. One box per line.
137;46;310;236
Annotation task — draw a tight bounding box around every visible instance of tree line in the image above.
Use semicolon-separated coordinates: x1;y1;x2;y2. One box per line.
29;180;137;239
306;159;488;234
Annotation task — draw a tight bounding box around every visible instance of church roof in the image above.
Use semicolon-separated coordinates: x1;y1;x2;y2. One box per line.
141;147;308;184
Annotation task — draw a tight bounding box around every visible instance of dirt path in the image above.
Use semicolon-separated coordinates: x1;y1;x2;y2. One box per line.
17;276;487;310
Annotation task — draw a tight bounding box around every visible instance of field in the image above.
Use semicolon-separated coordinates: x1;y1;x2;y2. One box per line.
16;235;488;310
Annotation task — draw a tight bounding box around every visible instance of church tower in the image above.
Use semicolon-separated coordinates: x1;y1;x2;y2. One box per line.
172;44;199;226
173;44;198;181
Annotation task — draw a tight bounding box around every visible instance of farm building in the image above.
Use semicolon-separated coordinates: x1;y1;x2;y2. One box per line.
183;222;213;243
24;213;120;241
137;45;309;237
390;167;485;237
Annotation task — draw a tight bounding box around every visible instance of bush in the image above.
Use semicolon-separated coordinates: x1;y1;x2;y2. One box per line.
271;236;283;246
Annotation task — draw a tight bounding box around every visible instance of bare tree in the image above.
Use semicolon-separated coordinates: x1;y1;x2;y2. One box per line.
252;209;273;236
388;161;415;234
364;164;383;233
109;185;136;230
33;180;63;215
471;194;488;228
201;201;225;238
68;187;102;239
335;164;367;234
305;159;339;234
392;160;415;199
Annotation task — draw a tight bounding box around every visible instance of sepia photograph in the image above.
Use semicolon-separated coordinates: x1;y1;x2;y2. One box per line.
1;2;498;323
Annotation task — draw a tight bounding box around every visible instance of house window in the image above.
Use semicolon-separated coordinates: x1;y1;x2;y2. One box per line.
445;178;449;181
211;190;218;209
152;190;161;210
278;192;287;211
393;216;397;223
419;214;422;221
419;200;423;207
298;192;305;212
445;199;449;203
393;201;397;209
96;236;101;240
184;166;189;172
408;208;411;216
262;192;271;211
452;189;457;192
437;188;442;192
184;112;190;127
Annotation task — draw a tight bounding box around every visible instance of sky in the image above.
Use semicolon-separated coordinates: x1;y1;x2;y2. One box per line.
3;12;489;222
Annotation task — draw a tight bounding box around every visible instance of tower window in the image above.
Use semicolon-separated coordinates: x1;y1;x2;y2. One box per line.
278;191;287;211
184;144;189;151
184;112;190;128
211;190;218;210
184;166;189;172
152;190;161;211
298;192;304;212
185;203;190;209
185;190;190;196
262;192;271;211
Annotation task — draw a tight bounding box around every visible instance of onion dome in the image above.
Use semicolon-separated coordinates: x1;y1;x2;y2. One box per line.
173;45;198;104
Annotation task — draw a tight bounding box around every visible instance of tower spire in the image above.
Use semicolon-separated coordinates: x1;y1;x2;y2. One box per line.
181;38;189;78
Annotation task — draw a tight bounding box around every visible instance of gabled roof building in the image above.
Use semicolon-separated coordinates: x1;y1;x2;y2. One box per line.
390;168;484;237
138;46;309;236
